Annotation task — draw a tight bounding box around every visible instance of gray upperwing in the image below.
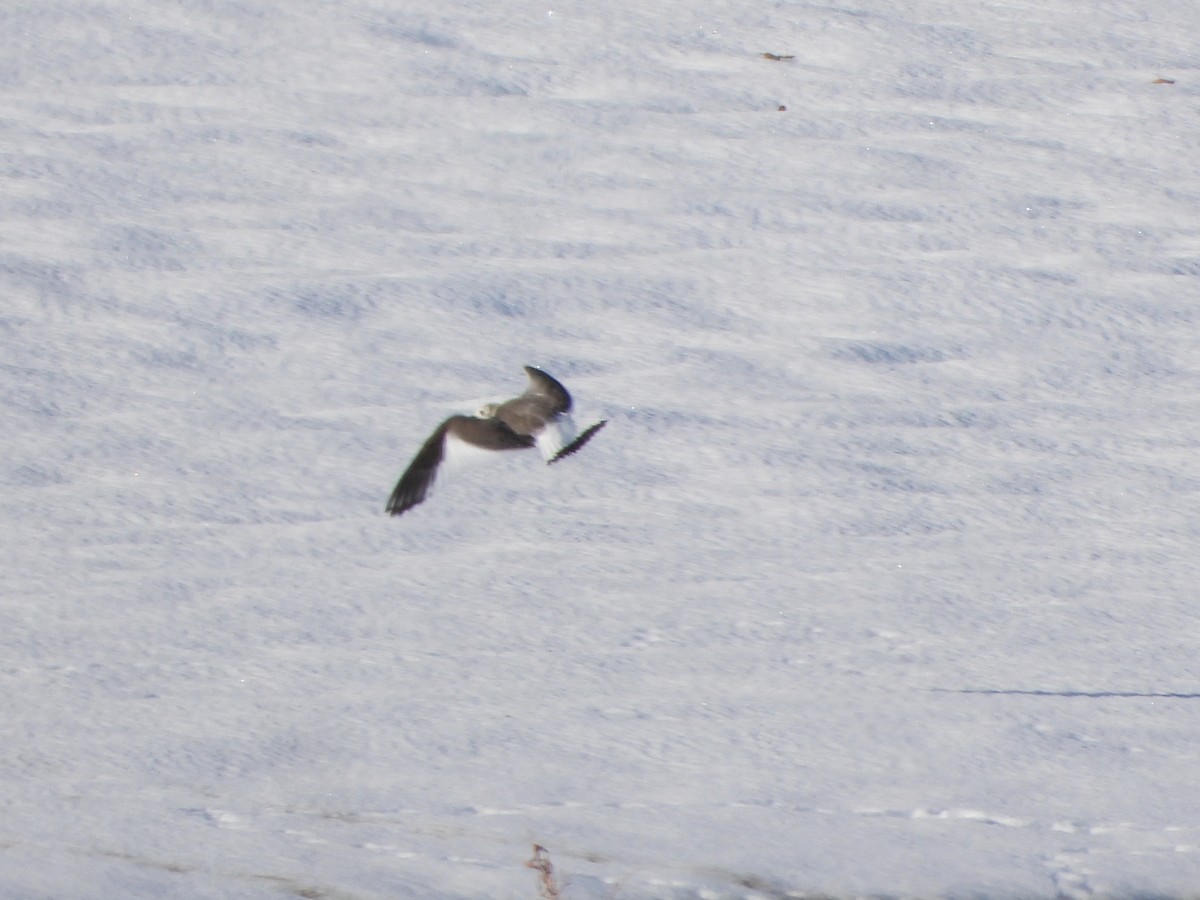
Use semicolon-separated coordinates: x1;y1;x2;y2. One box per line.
452;415;537;451
521;366;572;414
495;368;573;437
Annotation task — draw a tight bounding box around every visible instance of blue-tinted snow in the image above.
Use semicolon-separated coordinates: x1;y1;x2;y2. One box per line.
4;1;1200;897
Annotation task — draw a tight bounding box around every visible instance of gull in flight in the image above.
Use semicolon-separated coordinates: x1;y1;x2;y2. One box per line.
386;366;607;517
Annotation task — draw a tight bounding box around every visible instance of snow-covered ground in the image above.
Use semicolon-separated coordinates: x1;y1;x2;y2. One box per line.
4;1;1200;896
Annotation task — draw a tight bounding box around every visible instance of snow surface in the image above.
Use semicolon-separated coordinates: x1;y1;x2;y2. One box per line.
4;0;1200;897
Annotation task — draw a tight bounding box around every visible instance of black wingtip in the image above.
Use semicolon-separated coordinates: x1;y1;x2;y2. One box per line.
385;422;449;518
549;419;607;464
385;486;422;517
386;468;435;516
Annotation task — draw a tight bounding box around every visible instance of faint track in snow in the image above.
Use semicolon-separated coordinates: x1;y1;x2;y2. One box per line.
853;806;1030;828
932;688;1200;699
86;847;372;900
259;801;1200;899
46;798;1193;900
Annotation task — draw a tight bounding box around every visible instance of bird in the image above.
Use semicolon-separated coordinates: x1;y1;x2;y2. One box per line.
386;366;607;517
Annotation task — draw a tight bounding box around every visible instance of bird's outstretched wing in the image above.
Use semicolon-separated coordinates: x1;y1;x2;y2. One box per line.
386;416;534;516
495;367;573;438
386;421;449;516
520;366;572;414
549;419;607;464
